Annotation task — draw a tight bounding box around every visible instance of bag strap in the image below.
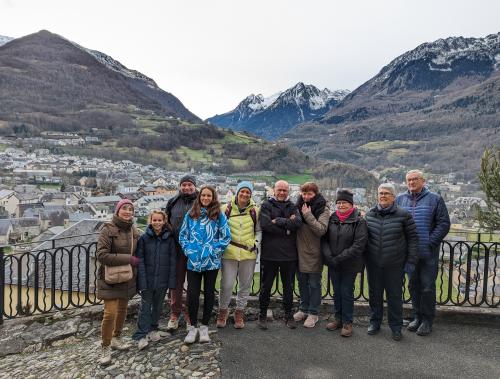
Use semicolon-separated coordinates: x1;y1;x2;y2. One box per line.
225;202;257;233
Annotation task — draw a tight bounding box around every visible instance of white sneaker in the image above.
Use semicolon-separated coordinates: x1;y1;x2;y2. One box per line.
148;330;161;342
184;325;198;344
167;318;179;331
293;310;307;322
303;314;319;328
99;345;112;366
137;337;149;350
110;336;132;351
199;325;210;343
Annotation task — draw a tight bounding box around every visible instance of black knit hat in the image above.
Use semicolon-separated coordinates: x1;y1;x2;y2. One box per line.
179;175;196;186
336;189;354;205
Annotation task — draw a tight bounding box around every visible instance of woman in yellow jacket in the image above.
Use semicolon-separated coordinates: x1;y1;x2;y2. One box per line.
217;181;261;329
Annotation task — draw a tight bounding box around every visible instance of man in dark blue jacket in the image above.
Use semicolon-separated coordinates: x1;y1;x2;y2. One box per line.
396;170;450;336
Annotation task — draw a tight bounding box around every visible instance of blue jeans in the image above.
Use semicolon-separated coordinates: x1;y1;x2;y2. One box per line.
132;288;168;340
367;263;404;332
297;272;322;316
331;270;357;323
409;254;439;324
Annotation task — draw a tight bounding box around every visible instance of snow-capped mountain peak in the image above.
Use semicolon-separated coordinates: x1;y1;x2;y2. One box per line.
0;35;14;47
207;82;350;140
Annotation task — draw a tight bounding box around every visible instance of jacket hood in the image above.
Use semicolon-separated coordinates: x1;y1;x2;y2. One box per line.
145;224;170;239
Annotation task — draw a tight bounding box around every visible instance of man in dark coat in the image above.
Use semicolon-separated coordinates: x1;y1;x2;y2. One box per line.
396;170;450;336
365;183;419;341
258;180;302;329
164;175;198;331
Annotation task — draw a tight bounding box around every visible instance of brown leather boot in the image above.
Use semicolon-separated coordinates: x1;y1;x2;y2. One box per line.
216;308;228;328
326;319;342;331
341;323;353;337
234;309;245;329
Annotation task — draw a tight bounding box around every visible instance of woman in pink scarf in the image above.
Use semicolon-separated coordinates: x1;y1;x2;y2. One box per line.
321;189;368;337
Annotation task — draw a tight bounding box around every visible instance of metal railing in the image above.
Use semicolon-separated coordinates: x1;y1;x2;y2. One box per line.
1;235;499;323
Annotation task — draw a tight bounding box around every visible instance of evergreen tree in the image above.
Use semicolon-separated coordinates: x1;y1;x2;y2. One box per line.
475;147;500;231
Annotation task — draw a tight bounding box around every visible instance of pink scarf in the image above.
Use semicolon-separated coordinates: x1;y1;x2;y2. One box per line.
336;207;355;223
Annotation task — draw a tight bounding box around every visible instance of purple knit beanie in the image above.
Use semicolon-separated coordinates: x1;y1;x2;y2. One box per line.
115;199;134;215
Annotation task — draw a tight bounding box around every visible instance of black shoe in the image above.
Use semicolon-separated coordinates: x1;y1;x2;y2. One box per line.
416;321;432;336
285;317;297;329
367;324;380;335
258;316;268;330
407;318;421;332
392;330;402;341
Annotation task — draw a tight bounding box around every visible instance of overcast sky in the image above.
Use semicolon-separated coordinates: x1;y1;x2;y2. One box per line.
1;0;499;119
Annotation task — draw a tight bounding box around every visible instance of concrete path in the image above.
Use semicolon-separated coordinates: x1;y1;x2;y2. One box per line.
217;317;500;379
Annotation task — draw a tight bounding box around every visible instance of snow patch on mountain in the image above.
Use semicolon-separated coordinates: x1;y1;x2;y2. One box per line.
0;35;14;47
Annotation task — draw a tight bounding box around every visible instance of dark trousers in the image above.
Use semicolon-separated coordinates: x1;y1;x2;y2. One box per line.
259;260;296;318
409;254;438;324
170;249;188;319
331;270;357;324
367;263;404;332
187;269;218;327
297;272;322;315
133;288;168;340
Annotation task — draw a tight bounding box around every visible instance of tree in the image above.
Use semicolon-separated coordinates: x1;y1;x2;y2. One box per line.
475;147;500;231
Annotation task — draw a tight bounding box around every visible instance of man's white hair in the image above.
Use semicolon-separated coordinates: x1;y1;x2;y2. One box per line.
406;169;425;180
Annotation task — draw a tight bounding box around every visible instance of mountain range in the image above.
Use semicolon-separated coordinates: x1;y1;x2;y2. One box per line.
283;32;500;179
0;30;308;175
207;83;349;140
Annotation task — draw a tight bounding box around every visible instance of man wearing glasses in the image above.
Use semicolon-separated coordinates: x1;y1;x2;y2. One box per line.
396;170;450;336
365;183;419;341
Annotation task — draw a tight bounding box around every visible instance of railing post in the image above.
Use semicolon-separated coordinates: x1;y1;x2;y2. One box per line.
0;246;5;325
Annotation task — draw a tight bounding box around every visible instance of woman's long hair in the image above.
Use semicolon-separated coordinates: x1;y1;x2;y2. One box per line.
189;185;221;221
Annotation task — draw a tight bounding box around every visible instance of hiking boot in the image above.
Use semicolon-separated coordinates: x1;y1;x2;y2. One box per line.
148;330;161;342
216;308;229;328
407;318;421;332
137;337;149;350
326;319;343;331
341;323;353;337
285;316;297;329
110;336;132;351
392;330;403;341
258;316;268;330
303;314;319;328
199;325;211;343
234;309;245;329
167;317;179;331
416;321;432;336
293;310;307;322
98;345;112;366
367;323;380;335
184;325;198;344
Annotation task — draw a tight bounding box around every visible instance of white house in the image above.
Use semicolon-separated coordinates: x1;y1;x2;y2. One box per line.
0;190;20;217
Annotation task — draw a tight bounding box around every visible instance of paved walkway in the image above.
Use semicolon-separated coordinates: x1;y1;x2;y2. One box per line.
217;316;500;379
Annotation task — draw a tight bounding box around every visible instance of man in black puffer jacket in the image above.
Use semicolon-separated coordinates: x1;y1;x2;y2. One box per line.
259;180;302;330
365;183;419;341
164;175;198;331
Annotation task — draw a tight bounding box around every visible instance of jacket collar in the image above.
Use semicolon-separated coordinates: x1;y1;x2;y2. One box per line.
331;208;360;224
406;186;430;200
146;224;169;239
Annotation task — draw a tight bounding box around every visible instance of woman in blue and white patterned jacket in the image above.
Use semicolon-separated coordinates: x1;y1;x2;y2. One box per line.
179;185;231;344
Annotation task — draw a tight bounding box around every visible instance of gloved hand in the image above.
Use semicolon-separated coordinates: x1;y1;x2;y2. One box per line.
331;256;341;268
404;262;415;275
130;256;140;267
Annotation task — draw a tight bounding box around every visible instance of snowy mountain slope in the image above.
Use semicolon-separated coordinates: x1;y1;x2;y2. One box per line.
207;82;349;140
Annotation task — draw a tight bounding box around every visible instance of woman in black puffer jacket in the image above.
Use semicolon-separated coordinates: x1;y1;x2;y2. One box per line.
322;189;368;337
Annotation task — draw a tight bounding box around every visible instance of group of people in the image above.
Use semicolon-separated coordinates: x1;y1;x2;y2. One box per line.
95;170;450;366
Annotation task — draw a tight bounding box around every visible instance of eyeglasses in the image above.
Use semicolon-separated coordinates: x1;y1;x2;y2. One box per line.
378;192;394;196
407;177;422;183
336;201;351;205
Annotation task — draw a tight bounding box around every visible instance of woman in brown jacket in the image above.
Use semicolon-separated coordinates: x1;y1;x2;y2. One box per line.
97;199;140;366
294;182;330;328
